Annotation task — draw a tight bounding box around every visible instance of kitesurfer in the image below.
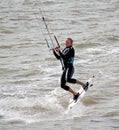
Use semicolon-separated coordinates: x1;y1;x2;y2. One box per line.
53;38;88;101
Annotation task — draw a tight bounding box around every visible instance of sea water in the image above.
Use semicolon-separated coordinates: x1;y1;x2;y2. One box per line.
0;0;119;130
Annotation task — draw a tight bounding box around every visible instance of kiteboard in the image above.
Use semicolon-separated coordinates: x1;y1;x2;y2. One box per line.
68;76;94;109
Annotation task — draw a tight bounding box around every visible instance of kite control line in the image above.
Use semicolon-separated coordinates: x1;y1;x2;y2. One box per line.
39;8;55;48
39;9;64;70
35;14;50;49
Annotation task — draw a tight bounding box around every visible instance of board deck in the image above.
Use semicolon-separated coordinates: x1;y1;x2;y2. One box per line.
68;76;94;109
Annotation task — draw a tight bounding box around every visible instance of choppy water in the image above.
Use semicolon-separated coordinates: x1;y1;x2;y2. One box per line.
0;0;119;130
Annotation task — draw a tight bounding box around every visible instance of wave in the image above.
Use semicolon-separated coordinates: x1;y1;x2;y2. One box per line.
102;110;119;117
0;45;13;49
75;42;98;49
0;85;87;124
82;97;97;105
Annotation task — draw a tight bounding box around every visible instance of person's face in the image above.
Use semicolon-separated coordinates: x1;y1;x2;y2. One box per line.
65;39;72;47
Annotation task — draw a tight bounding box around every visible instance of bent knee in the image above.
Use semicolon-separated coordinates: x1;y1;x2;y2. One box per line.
67;78;76;84
61;84;69;91
67;78;71;83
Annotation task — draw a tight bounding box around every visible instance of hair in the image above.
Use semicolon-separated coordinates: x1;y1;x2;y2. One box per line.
67;38;73;44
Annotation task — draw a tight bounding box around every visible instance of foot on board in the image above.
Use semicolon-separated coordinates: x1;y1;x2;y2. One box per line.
83;82;89;91
73;93;80;102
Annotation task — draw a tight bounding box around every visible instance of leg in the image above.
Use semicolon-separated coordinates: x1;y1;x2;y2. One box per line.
60;68;69;90
67;65;84;86
60;68;77;95
68;88;77;95
67;65;76;83
76;80;84;86
66;65;83;100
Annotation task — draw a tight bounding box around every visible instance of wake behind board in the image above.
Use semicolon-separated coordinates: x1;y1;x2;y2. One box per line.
68;76;94;109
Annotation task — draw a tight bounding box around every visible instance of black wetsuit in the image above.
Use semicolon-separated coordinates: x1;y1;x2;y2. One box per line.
53;46;77;91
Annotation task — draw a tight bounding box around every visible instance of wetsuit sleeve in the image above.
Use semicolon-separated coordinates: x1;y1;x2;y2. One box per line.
59;50;65;59
53;51;60;59
59;49;74;61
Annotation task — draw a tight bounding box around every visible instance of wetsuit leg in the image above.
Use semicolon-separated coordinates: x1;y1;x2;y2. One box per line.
67;65;76;83
60;68;70;91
